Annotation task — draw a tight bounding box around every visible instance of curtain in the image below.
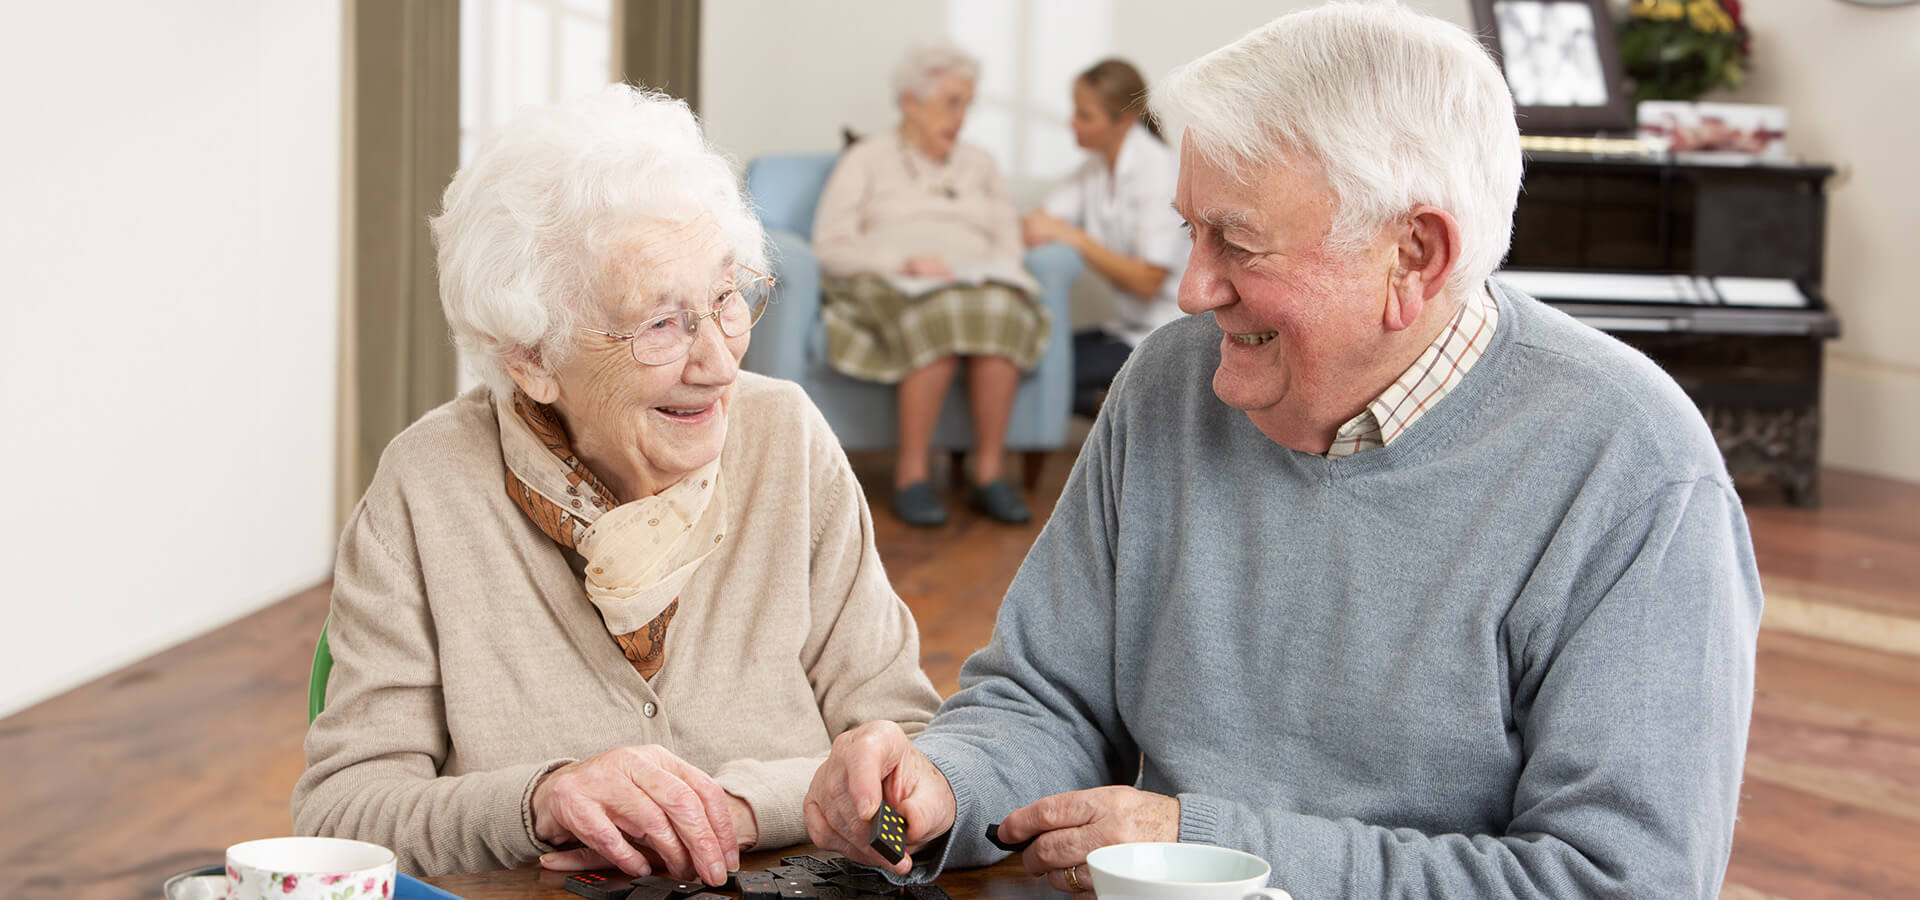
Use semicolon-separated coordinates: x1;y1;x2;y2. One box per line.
619;0;701;111
336;0;461;529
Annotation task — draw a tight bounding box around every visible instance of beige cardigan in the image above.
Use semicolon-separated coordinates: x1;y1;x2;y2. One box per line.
811;131;1024;278
293;373;942;875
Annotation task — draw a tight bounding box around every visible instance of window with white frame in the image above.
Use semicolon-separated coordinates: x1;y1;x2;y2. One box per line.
946;0;1113;199
456;0;617;389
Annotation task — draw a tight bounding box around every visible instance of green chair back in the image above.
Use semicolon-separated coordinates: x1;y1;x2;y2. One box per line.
308;614;333;723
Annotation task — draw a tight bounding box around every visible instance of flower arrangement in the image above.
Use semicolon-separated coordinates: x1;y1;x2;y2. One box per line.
1618;0;1751;102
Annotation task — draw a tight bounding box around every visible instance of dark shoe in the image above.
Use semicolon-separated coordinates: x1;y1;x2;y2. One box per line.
891;481;948;527
968;479;1031;524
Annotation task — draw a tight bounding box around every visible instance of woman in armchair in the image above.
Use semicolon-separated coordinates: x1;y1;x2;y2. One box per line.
811;45;1047;528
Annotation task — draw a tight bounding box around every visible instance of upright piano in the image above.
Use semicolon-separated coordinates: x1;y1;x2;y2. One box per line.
1499;150;1841;505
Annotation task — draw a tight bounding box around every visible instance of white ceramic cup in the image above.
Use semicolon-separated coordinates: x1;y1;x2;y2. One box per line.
225;837;396;900
1086;842;1292;900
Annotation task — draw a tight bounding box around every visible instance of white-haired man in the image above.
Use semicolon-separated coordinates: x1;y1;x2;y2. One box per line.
804;4;1762;898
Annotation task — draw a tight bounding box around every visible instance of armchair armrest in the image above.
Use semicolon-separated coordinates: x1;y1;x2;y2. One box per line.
1023;241;1083;321
748;228;823;381
1018;241;1084;448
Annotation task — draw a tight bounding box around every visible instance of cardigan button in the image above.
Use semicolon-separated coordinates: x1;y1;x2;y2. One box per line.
642;702;658;718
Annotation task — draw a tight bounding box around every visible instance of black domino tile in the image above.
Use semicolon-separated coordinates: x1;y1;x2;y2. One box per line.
565;872;634;900
868;801;908;864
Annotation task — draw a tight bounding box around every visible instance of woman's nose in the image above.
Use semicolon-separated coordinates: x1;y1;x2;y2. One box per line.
682;315;739;380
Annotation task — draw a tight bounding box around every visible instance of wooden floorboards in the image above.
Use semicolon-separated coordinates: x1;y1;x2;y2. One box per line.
0;580;331;899
1;459;1913;899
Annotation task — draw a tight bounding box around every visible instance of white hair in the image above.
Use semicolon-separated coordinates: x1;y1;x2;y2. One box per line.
1154;1;1522;299
892;44;980;102
430;84;766;398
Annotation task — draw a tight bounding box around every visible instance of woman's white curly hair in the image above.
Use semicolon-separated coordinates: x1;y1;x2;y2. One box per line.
430;84;767;398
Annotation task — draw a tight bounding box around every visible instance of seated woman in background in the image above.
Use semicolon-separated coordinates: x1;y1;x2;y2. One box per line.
1021;58;1189;419
812;45;1048;528
292;85;941;882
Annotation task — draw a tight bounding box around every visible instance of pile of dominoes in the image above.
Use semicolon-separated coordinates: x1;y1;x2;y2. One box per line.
564;854;952;900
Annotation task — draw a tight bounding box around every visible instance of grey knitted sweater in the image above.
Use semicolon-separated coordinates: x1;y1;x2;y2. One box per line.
912;283;1763;898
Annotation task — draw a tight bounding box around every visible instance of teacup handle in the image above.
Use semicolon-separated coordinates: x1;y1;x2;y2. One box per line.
1245;891;1292;900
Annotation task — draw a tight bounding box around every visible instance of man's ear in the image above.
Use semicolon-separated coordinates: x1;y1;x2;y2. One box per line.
505;350;561;404
1382;205;1463;332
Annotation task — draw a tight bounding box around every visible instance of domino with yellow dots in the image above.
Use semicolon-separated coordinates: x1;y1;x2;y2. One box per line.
868;800;908;864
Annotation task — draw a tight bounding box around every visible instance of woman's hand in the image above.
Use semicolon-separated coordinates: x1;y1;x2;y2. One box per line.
1021;210;1075;248
803;721;956;875
529;745;745;886
540;792;759;875
903;254;954;278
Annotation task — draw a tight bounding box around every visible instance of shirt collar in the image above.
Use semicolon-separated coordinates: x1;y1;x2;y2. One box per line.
1325;284;1500;458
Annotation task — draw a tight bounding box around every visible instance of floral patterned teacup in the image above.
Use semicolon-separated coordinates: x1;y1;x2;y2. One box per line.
225;837;395;900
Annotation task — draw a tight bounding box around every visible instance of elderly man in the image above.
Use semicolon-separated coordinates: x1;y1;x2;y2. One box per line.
804;4;1763;899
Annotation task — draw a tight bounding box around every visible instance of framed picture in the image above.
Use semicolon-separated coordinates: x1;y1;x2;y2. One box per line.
1470;0;1632;134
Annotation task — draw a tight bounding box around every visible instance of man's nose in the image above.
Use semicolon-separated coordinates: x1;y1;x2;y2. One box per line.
1177;254;1234;315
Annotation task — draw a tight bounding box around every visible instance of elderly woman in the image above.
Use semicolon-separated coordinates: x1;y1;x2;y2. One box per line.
811;45;1046;528
1021;59;1190;419
292;86;941;883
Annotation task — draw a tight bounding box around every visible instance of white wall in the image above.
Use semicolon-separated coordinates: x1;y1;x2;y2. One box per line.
701;1;961;173
1724;3;1920;484
702;0;1469;204
0;1;342;718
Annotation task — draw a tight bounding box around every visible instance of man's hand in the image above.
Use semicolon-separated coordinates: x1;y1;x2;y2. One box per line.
529;745;743;886
995;786;1180;894
803;721;957;875
903;254;954;278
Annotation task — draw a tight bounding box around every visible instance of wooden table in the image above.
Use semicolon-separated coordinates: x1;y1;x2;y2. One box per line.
427;845;1062;899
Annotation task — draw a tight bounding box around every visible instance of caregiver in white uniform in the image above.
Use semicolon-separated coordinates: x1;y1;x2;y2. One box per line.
1021;58;1189;419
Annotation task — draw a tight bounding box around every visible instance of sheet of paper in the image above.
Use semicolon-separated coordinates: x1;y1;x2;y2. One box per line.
1495;269;1698;304
1567;314;1679;332
885;259;1040;299
1672;274;1706;304
1711;276;1808;309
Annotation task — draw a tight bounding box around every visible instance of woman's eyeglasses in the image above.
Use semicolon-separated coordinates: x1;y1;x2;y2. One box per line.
581;265;777;367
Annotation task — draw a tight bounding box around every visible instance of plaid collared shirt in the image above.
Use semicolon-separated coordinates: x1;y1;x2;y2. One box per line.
1325;286;1499;458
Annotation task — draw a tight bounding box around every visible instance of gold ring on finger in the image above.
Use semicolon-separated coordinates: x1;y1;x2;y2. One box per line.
1065;864;1082;891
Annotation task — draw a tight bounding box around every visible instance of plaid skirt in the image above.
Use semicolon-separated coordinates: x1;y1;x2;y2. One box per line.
821;275;1052;384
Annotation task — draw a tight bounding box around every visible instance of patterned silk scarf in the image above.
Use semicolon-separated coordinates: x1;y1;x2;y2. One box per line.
497;392;728;679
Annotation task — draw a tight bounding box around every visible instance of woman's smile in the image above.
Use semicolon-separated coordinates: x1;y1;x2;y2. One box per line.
654;399;721;423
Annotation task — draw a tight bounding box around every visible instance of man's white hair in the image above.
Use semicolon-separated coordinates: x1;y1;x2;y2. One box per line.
1155;1;1522;299
892;44;980;102
430;84;766;398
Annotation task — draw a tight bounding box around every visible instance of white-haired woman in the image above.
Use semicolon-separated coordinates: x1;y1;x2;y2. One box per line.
1020;58;1190;419
811;45;1046;528
293;85;941;882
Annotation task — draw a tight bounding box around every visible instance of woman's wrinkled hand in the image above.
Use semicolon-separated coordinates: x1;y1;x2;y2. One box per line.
529;744;747;886
538;792;759;875
802;720;956;876
903;254;954;278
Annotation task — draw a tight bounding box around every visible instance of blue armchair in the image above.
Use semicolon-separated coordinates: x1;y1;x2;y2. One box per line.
741;152;1081;487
